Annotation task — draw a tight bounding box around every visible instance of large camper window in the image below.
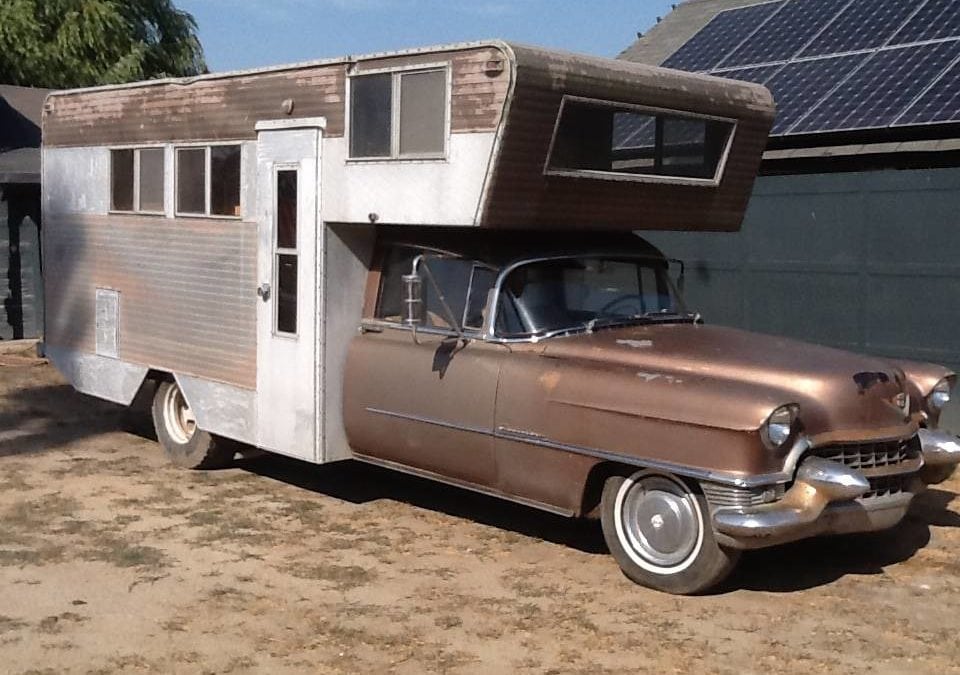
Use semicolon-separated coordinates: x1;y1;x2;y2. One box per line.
176;145;242;217
111;147;164;213
546;97;735;184
349;67;448;159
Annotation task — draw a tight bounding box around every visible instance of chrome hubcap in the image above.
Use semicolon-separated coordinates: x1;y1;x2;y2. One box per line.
618;474;701;569
163;384;196;445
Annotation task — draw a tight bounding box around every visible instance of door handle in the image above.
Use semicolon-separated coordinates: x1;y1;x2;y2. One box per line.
257;283;271;301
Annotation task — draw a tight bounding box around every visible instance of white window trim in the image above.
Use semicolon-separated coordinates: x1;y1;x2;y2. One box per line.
173;142;244;219
108;145;166;216
542;95;739;188
346;62;451;162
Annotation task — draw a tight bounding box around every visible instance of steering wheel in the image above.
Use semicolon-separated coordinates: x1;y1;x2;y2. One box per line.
598;294;647;316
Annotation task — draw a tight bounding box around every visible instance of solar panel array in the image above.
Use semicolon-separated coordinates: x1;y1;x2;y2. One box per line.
660;0;960;136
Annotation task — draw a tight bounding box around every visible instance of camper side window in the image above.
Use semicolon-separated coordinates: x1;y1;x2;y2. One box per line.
175;145;242;217
546;96;736;185
349;67;448;159
110;147;165;214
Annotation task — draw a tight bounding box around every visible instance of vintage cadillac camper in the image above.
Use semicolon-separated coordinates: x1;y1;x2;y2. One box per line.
42;41;960;594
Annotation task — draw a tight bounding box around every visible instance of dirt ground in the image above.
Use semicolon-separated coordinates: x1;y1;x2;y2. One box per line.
2;352;960;674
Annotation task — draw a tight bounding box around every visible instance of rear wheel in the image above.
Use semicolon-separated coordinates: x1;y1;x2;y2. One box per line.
600;469;739;595
151;381;233;470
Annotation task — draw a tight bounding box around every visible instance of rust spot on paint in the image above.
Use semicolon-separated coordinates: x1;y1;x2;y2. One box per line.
539;370;562;392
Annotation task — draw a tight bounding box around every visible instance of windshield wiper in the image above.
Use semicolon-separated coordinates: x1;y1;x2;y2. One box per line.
636;309;698;323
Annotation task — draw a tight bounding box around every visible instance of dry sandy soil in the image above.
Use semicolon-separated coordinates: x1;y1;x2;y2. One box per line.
2;350;960;674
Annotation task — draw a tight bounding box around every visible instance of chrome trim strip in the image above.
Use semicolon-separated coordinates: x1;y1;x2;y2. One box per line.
365;407;790;488
495;426;789;489
352;453;575;517
484;252;689;341
366;407;493;436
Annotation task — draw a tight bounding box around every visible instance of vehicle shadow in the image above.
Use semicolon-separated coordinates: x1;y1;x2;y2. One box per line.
723;486;960;594
0;382;127;458
236;453;609;555
9;375;957;590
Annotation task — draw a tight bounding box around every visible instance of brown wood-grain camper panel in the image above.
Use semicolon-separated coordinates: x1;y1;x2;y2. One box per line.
479;46;775;231
43;67;346;147
44;214;257;388
44;46;510;147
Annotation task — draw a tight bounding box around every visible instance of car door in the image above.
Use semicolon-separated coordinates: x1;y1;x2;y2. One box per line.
343;246;506;488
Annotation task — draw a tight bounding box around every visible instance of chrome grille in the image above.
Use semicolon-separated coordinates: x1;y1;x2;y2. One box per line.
703;483;785;509
863;474;914;500
813;436;920;470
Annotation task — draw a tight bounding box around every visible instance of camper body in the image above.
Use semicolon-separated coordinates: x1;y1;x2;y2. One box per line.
42;41;959;594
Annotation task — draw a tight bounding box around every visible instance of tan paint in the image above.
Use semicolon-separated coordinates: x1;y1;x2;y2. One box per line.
343;231;954;516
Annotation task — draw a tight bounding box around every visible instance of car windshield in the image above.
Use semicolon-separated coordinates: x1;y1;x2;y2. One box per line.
495;256;690;338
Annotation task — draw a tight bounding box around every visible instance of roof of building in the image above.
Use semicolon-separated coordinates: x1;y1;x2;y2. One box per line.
0;84;51;183
620;0;960;160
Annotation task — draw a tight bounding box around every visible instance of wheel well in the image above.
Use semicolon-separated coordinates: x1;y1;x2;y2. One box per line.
580;461;635;518
123;370;172;441
580;461;705;517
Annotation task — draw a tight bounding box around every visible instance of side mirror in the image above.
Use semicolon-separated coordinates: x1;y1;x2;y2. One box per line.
402;272;425;326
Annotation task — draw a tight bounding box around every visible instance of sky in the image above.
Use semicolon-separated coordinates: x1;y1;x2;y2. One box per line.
177;0;677;72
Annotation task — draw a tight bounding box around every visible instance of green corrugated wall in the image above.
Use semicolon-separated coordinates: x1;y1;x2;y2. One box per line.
646;166;960;374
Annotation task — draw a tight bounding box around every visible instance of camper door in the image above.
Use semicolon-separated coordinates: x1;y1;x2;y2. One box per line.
255;119;325;461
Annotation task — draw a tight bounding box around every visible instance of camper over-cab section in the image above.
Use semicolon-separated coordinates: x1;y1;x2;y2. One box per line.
43;40;774;231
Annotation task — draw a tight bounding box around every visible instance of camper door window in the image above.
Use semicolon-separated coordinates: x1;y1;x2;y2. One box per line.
349;66;449;159
175;145;242;217
110;147;165;214
545;96;736;186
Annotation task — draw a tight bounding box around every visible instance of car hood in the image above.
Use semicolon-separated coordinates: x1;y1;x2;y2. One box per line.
538;323;915;442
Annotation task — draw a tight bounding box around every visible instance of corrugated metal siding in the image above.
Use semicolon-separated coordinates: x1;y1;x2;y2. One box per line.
43;47;509;147
44;214;257;388
479;44;774;231
645;167;960;373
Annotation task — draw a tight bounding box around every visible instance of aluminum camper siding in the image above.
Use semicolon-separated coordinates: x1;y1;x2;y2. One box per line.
480;44;775;231
43;213;258;389
41;43;513;400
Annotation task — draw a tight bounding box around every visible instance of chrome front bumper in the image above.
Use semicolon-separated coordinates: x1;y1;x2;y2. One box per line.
918;428;960;484
712;431;960;550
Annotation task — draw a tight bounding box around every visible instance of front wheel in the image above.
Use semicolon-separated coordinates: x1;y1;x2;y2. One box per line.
151;380;234;470
600;470;739;595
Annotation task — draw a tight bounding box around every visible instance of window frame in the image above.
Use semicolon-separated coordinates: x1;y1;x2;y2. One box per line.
272;163;300;339
173;141;243;219
543;95;738;187
109;145;166;216
486;253;688;342
366;244;495;339
346;62;452;162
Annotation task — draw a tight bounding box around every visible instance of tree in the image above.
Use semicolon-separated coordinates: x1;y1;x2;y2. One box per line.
0;0;206;89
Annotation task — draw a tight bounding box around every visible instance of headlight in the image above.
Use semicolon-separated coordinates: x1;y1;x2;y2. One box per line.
761;404;799;449
928;379;953;411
